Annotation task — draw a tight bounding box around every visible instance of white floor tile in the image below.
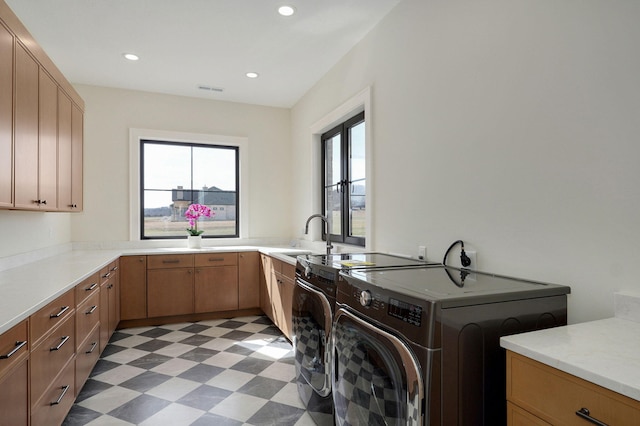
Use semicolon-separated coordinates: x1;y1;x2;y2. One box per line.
153;342;194;358
112;335;153;348
145;377;201;401
156;330;193;342
200;337;236;351
201;351;246;369
85;415;136;426
91;364;147;386
208;393;268;422
103;348;149;364
271;382;306;409
205;369;254;392
139;403;205;426
78;386;141;413
150;357;198;376
258;361;296;382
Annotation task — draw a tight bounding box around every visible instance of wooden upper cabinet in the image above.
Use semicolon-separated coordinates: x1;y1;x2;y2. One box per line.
0;22;12;208
38;69;58;210
13;43;39;210
57;90;72;211
70;103;83;211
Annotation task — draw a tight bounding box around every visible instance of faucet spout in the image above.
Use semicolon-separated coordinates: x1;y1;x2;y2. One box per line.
304;214;333;255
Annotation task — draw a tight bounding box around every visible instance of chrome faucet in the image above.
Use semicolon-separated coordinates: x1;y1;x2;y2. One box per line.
305;214;333;255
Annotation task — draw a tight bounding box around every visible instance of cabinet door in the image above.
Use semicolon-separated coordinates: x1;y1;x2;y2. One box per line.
38;69;58;210
0;23;12;208
57;90;72;211
239;252;260;309
0;359;28;426
120;256;147;320
194;266;239;313
70;103;83;211
147;268;194;317
260;254;274;322
13;43;39;210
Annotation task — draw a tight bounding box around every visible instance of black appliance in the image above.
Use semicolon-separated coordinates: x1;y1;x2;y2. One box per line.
332;265;570;425
293;253;439;425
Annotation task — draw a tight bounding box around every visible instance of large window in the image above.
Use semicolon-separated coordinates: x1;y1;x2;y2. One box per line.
322;111;365;247
140;140;239;239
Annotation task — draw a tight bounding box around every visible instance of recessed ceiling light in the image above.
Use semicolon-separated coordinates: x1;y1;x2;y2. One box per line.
246;72;259;79
123;53;139;61
278;5;296;17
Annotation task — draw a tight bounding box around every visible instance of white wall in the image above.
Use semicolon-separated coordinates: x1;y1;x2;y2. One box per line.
71;85;292;243
0;211;70;258
291;0;640;324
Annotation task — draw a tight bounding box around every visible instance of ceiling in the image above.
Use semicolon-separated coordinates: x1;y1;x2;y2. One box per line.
5;0;402;108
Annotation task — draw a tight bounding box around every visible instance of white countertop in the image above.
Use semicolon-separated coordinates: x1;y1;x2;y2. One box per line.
501;309;640;402
0;246;310;335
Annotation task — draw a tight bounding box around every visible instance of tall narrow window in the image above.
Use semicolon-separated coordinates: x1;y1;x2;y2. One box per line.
140;140;239;239
322;112;365;247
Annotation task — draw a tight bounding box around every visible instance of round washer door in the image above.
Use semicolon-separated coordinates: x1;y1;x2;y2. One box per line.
292;279;333;397
332;307;423;426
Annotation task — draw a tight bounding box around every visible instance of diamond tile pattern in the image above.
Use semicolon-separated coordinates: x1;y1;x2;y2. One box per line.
63;316;314;426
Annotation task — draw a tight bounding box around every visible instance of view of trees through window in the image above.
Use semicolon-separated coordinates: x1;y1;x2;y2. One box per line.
141;140;239;239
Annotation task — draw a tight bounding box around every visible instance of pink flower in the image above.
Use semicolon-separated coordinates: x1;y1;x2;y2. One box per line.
185;204;213;236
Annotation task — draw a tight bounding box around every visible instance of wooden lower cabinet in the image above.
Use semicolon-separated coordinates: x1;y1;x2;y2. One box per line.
506;350;640;426
260;255;295;340
31;359;75;426
195;266;239;313
120;255;147;320
75;325;100;395
238;251;260;309
0;320;29;426
99;261;120;353
148;268;194;317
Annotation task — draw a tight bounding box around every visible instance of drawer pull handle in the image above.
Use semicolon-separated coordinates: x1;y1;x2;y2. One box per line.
50;385;70;406
208;257;225;262
86;305;98;315
50;306;70;319
162;259;180;264
102;272;111;279
86;341;98;354
110;266;119;272
0;341;27;359
50;336;70;351
85;283;98;291
576;408;608;426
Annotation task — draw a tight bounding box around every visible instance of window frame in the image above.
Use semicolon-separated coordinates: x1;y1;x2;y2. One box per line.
321;111;366;247
139;139;240;240
129;129;249;242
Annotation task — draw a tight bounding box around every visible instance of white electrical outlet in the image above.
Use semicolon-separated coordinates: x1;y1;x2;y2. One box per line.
418;246;426;260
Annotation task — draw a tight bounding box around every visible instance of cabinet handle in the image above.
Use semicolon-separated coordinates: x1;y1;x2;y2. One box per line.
85;282;98;292
162;259;180;264
70;203;78;208
102;272;111;279
208;257;225;262
50;385;70;406
0;341;27;359
107;283;114;289
139;257;145;262
86;341;98;354
50;306;69;319
110;266;118;272
576;408;608;426
86;305;98;315
35;199;47;205
50;336;70;352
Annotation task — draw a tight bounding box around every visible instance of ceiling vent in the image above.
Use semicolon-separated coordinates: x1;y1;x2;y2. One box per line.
197;85;224;92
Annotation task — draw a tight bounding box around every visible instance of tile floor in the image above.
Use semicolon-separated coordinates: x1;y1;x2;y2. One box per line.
63;316;316;426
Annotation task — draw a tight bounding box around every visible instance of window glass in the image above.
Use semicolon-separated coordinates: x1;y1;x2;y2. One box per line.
141;140;239;239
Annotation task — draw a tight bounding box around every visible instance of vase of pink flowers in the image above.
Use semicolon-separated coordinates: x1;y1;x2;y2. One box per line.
185;203;213;248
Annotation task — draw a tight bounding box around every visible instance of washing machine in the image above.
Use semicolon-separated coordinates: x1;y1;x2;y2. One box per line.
292;253;439;425
332;265;570;425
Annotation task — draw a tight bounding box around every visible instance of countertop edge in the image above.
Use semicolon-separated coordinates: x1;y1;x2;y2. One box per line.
0;246;310;335
501;317;640;402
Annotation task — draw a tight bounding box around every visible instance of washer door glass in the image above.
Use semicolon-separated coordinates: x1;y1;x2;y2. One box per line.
333;308;422;426
293;280;333;397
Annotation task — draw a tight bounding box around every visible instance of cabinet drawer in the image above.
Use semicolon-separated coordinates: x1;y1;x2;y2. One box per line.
30;290;74;345
31;359;75;426
75;272;100;305
75;324;100;395
194;252;238;267
507;351;640;425
31;315;75;404
100;260;119;284
76;291;100;347
147;254;194;269
0;319;28;379
281;262;295;280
